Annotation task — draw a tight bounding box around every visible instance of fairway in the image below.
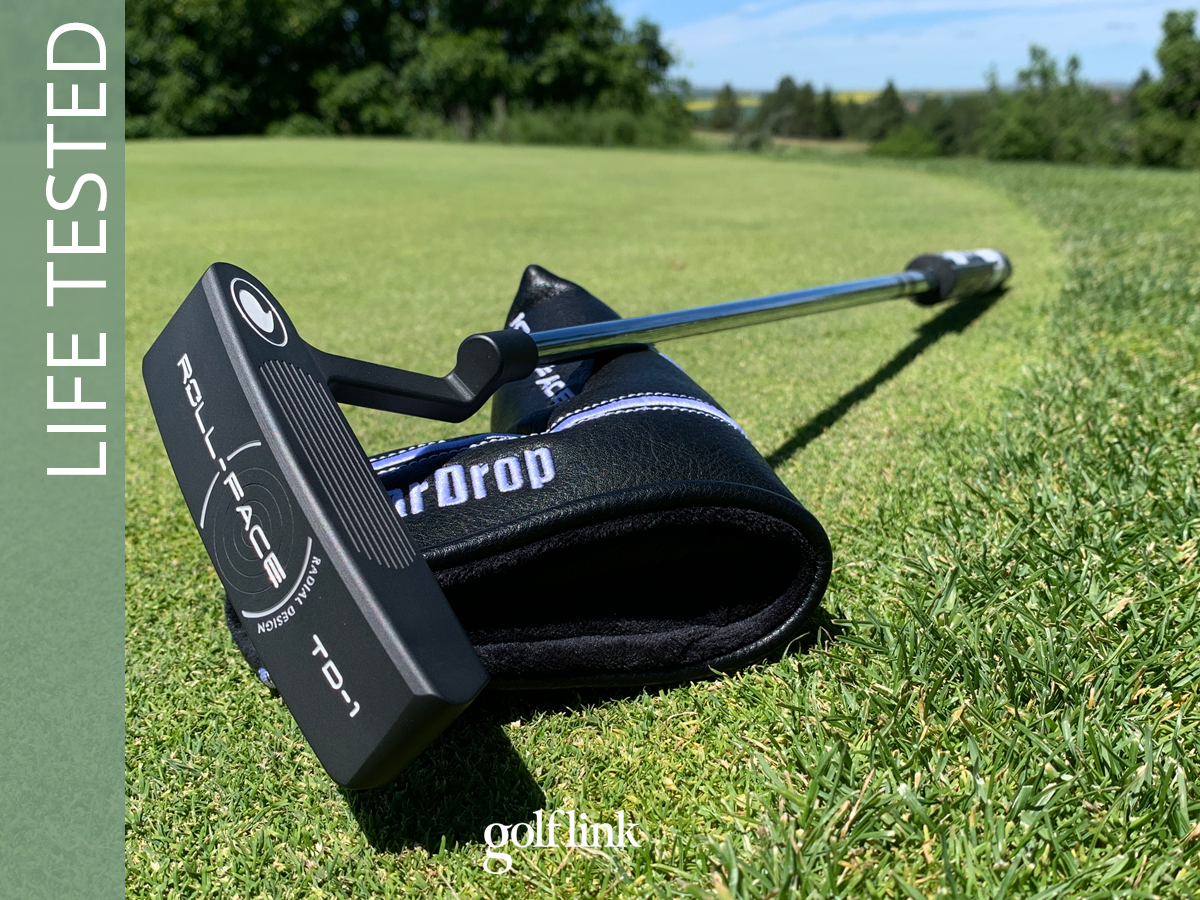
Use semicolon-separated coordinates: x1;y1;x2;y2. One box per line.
126;141;1200;898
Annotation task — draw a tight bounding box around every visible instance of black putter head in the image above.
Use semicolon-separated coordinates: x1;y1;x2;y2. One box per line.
142;263;537;788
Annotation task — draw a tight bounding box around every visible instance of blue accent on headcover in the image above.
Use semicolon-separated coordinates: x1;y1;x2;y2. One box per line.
370;433;518;474
369;394;746;479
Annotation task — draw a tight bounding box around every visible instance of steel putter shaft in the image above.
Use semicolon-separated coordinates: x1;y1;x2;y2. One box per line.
142;248;1009;788
529;248;1011;361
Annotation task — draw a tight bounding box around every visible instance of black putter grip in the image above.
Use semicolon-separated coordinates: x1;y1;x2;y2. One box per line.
906;249;1012;306
142;263;488;788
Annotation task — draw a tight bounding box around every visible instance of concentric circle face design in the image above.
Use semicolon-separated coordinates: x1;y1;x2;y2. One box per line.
212;466;299;608
230;277;288;346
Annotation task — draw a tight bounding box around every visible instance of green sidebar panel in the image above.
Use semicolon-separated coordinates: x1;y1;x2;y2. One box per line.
0;2;124;898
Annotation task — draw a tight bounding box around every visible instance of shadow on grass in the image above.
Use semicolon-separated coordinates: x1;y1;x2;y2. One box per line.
345;708;546;854
346;607;840;852
766;290;1005;468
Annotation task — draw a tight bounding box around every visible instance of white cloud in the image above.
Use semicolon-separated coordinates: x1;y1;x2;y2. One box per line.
665;0;1174;88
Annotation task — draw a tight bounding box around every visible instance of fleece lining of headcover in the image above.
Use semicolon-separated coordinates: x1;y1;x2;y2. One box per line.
226;266;832;690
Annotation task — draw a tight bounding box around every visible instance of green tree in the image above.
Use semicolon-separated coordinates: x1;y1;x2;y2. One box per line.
709;83;740;131
981;46;1121;163
1139;10;1200;120
833;98;868;139
125;0;683;139
785;81;817;136
1134;10;1200;167
911;93;988;155
1127;68;1154;118
864;80;906;140
815;87;842;138
749;76;789;134
866;122;940;158
748;77;818;137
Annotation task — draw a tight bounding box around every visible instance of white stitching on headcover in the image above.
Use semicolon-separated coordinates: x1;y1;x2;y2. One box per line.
548;394;747;437
371;435;479;471
547;391;705;428
370;436;459;462
374;448;465;476
550;405;744;434
371;433;519;474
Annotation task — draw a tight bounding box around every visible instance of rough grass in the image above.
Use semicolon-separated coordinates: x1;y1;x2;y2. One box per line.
125;139;1198;897
703;161;1200;898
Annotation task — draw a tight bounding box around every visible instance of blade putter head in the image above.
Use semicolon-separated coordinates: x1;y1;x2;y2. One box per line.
142;263;534;788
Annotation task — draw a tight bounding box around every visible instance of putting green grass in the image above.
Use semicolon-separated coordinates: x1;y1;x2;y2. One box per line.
125;140;1198;898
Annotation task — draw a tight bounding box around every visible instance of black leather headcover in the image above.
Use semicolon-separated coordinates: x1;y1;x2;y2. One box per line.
227;266;832;689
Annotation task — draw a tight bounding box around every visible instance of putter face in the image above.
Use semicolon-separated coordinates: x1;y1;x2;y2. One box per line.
143;263;488;789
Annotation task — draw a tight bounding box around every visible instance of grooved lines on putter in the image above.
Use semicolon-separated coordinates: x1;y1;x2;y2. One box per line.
260;359;415;569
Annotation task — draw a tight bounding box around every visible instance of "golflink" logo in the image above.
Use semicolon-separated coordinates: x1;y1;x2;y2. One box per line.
483;809;644;874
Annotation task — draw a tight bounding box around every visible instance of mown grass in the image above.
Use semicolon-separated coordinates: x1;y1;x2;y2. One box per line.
125;139;1198;898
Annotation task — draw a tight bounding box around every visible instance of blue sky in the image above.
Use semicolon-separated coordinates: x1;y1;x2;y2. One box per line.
618;1;1179;90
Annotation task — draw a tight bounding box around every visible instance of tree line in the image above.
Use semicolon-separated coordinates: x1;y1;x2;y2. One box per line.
704;9;1200;169
125;0;690;146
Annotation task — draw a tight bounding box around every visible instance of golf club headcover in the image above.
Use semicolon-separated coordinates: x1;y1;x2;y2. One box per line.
227;266;832;689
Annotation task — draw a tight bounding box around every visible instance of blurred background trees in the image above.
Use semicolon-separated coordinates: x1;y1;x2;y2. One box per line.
977;48;1124;164
126;2;1199;168
708;84;740;131
125;0;690;145
701;9;1199;169
1132;9;1200;167
738;77;841;139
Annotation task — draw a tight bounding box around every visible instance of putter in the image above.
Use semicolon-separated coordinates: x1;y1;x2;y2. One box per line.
142;248;1010;788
